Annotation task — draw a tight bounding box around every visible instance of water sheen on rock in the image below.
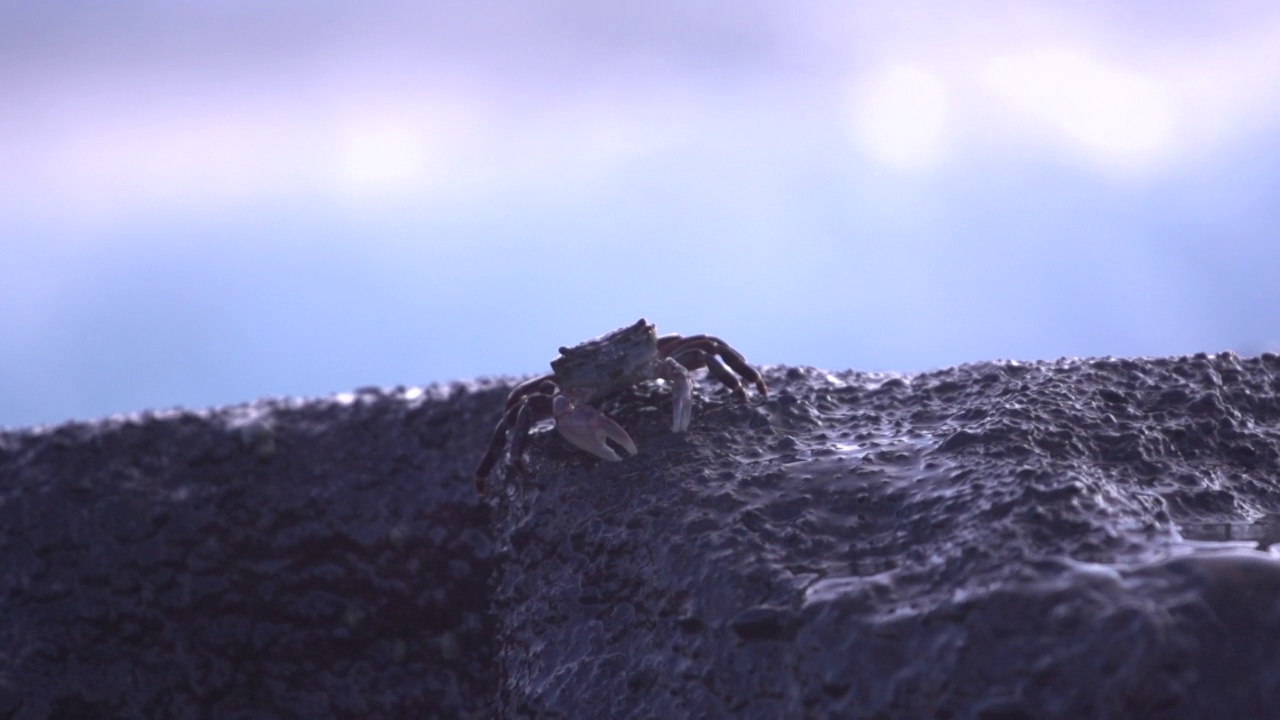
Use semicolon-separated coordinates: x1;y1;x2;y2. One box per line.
3;352;1280;718
490;352;1280;718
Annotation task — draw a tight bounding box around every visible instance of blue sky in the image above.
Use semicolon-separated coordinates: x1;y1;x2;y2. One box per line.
3;1;1280;428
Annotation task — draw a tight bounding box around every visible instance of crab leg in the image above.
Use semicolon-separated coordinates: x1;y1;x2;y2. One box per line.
474;389;555;494
659;334;769;399
553;395;638;461
503;373;556;409
506;395;550;474
670;348;749;403
653;357;694;432
474;402;522;493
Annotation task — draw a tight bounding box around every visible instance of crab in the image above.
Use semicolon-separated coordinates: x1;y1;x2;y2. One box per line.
475;318;768;493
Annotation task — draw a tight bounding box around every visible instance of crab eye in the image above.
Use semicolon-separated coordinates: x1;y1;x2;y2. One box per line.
558;346;570;354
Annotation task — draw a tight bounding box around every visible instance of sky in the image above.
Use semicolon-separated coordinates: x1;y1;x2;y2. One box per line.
3;1;1280;428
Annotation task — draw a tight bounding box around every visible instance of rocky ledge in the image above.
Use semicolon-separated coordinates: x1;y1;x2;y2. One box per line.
2;353;1279;718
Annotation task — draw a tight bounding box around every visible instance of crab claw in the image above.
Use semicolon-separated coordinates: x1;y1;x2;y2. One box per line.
553;396;638;461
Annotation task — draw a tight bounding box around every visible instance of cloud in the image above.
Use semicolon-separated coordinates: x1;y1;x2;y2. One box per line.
980;48;1176;170
849;65;952;173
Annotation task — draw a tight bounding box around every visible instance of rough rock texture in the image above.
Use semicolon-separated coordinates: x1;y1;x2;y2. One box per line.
491;352;1280;719
4;353;1280;718
0;384;504;719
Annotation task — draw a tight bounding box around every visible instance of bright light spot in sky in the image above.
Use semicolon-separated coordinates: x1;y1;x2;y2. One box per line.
981;49;1176;169
337;124;430;196
849;65;951;172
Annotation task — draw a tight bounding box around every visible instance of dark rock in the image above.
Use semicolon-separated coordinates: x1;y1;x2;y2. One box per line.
487;352;1280;719
0;384;505;719
4;353;1280;718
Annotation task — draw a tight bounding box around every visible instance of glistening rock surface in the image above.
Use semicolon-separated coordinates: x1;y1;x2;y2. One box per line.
489;352;1280;718
3;353;1280;718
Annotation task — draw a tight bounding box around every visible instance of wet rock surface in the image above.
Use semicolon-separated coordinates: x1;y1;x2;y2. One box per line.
490;352;1280;719
4;352;1280;718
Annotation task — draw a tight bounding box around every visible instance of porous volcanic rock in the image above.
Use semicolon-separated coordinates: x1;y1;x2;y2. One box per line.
489;352;1280;719
3;353;1280;719
0;384;504;719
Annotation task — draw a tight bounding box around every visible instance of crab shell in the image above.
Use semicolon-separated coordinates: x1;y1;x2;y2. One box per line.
549;318;662;399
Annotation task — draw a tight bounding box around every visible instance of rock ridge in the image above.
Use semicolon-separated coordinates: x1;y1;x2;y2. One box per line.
2;353;1279;718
